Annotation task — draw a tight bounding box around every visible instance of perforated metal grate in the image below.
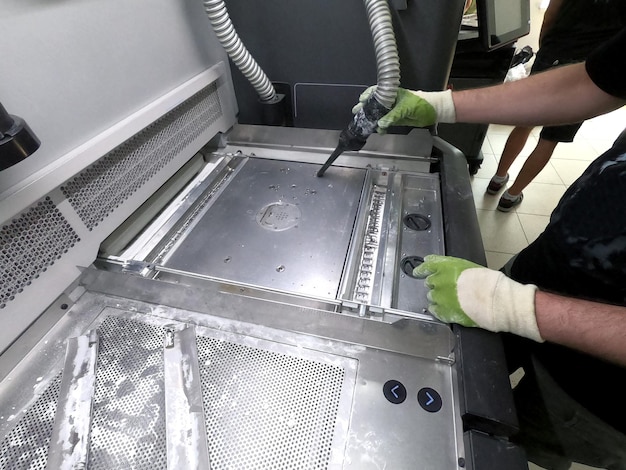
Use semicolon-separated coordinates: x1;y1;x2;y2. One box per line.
61;83;223;230
0;315;347;469
88;316;167;469
198;336;345;470
0;374;61;470
0;198;80;309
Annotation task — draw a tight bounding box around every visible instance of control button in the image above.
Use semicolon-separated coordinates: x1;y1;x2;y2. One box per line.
403;213;431;231
417;387;442;412
400;256;424;278
383;380;407;404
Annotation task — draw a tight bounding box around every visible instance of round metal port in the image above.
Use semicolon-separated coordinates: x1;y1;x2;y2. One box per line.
256;202;301;231
401;256;424;278
403;213;431;231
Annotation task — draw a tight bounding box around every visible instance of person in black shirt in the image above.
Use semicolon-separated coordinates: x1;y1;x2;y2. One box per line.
487;0;626;212
356;27;626;469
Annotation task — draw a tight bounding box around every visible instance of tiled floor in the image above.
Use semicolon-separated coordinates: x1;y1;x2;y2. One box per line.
470;107;625;470
471;106;626;271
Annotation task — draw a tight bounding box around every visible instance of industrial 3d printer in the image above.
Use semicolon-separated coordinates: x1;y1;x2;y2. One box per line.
0;0;531;468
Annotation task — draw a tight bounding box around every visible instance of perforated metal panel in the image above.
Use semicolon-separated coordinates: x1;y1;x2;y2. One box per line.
0;312;350;469
61;82;223;230
0;198;80;309
198;336;345;470
88;316;167;470
0;374;61;470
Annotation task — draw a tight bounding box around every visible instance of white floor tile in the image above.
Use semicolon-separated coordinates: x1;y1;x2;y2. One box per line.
529;161;563;185
586;138;615;155
518;213;550;244
476;209;528;253
578;106;626;140
514;182;567;216
570;463;606;469
500;156;564;186
550;140;601;162
550;159;591;186
486;124;514;135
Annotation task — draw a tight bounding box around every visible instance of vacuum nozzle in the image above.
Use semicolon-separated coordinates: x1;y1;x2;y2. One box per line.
316;96;390;177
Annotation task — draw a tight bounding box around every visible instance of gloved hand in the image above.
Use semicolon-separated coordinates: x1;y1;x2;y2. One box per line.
413;255;544;342
352;87;457;133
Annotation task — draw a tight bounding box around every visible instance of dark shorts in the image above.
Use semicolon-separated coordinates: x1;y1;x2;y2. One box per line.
531;54;585;143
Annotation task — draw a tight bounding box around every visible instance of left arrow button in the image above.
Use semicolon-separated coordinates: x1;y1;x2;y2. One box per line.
383;380;407;404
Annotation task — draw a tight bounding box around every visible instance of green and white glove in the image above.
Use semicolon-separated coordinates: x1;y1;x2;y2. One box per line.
352;86;457;133
413;255;544;342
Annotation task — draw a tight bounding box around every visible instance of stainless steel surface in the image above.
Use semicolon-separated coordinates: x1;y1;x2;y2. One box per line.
47;330;99;470
161;158;367;300
224;125;435;167
120;156;243;263
0;280;464;469
96;126;444;318
163;326;210;470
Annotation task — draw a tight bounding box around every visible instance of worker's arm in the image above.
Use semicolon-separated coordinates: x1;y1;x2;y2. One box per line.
453;62;625;126
363;63;625;131
535;290;626;367
414;255;626;368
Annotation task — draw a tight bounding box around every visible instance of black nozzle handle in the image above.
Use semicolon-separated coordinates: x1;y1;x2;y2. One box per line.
316;96;390;177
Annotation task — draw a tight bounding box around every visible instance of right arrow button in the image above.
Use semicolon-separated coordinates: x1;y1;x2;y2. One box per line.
417;387;442;413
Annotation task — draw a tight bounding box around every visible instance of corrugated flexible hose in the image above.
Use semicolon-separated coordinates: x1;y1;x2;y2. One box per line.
203;0;400;110
364;0;401;109
203;0;278;103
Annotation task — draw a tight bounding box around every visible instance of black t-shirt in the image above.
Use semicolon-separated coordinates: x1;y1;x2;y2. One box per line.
508;27;626;433
540;0;626;60
586;27;626;99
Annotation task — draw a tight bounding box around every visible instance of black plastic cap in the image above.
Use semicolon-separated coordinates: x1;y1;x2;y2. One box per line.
0;114;41;171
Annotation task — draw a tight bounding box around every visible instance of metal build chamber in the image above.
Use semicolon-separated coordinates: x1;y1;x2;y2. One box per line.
113;128;445;313
0;124;526;469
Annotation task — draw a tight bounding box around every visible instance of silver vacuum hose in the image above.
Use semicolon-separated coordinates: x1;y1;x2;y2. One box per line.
203;0;400;110
364;0;401;109
203;0;278;103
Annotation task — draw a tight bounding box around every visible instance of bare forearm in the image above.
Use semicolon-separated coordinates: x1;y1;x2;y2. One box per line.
453;63;625;126
535;290;626;367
